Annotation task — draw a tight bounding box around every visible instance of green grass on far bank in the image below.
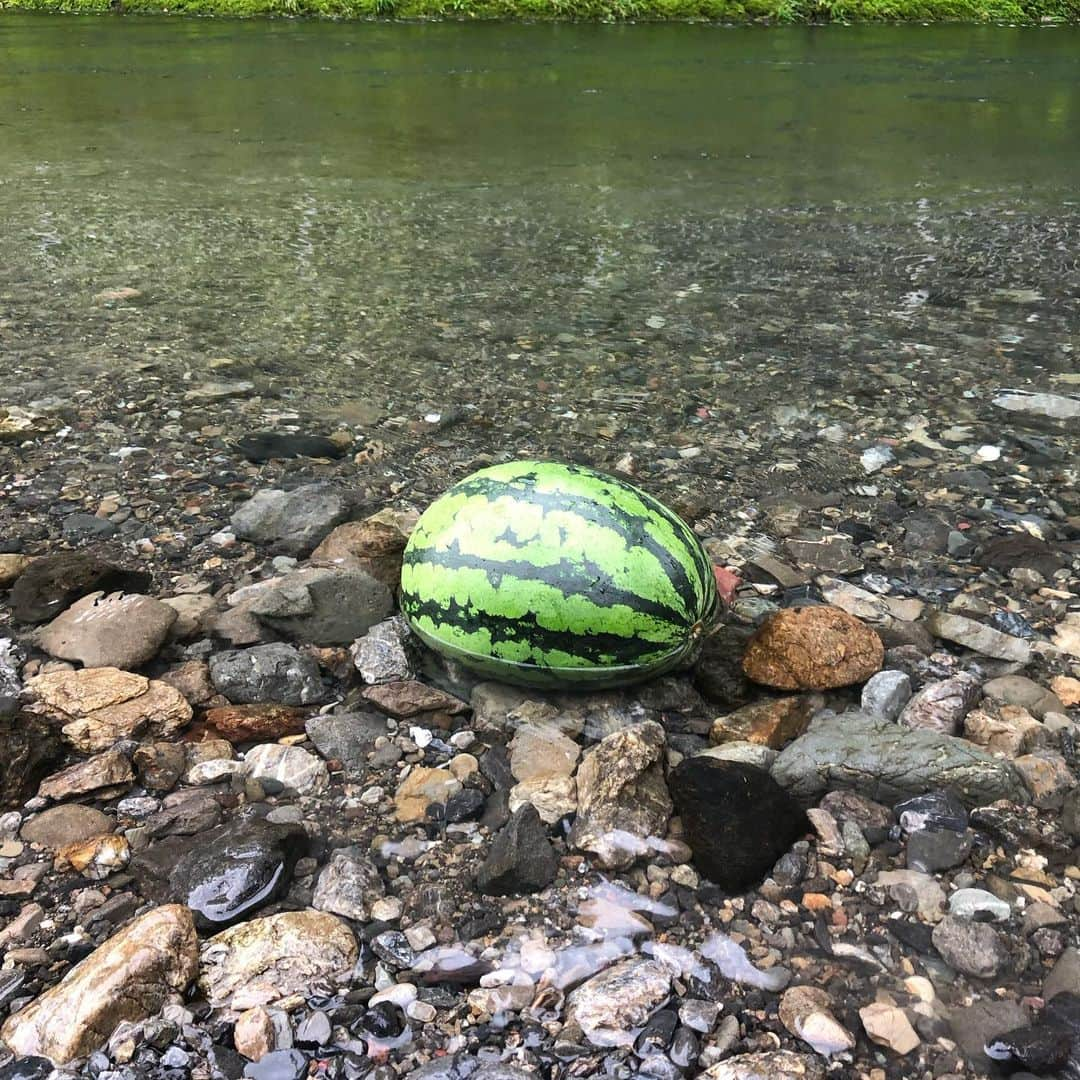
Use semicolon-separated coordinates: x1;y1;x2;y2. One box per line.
2;0;1077;22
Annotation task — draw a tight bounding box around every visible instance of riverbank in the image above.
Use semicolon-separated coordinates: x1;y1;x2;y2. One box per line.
1;0;1078;21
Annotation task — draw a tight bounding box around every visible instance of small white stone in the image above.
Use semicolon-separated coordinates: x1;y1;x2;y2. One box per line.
360;786;385;806
370;897;403;922
185;759;246;786
450;731;476;750
405;926;437;952
406;1000;437;1023
370;983;417;1008
409;726;433;749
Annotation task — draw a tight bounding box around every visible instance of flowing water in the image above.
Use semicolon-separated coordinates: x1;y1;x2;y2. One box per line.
1;18;1078;499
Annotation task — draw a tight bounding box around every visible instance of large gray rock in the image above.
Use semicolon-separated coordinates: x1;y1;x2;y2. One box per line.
477;804;557;896
243;568;393;647
209;643;326;706
926;611;1031;663
770;710;1027;808
230;483;356;556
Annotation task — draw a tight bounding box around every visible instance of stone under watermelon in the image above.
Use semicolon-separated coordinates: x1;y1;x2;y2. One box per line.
399;461;719;689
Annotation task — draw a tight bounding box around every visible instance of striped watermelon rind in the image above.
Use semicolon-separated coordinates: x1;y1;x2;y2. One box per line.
399;461;718;689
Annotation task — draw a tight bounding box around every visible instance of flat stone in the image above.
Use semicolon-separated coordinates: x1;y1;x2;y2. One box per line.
37;592;177;670
310;509;418;591
671;757;806;892
816;578;890;625
235;432;346;463
206;704;309;743
781;536;862;575
742;606;883;691
948;999;1031;1073
860;670;912;721
133;741;187;792
245;567;393;647
709;696;816;749
569;721;672;870
312;846;385;921
209;644;326;707
362;680;468;719
0;905;197;1064
509;724;580;782
9;554;150;626
932;916;1009;978
21;805;112;851
394;767;462;823
233;1005;279;1061
38;750;134;801
244;744;329;797
859;1002;921;1055
702;1051;824;1080
697;742;779;771
230;483;357;557
161;594;219;641
898;672;982;735
771;710;1026;807
926;610;1031;663
26;667;192;753
304;711;389;776
159;660;217;706
198;910;358;1011
477;804;558;896
1052;613;1080;660
983;675;1065;718
566;958;672;1048
906;828;972;873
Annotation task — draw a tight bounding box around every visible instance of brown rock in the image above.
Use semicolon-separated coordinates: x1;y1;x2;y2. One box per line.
26;667;192;753
394;767;462;823
964;706;1047;758
1051;676;1080;708
362;680;468;719
21;805;113;851
37;592;178;670
161;594;219;641
710;696;818;749
860;1002;921;1055
133;742;187;792
569;720;672;870
233;1005;277;1061
205;704;308;743
0;712;64;811
742;607;883;691
38;750;134;801
55;834;130;880
159;661;218;707
0;904;198;1064
0;554;32;588
1014;751;1077;809
310;509;419;590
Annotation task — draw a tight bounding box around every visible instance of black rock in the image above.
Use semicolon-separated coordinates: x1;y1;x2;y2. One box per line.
61;513;118;541
444;788;486;823
900;513;951;555
0;712;64;810
243;1049;308;1080
10;553;151;624
370;931;416;968
477;804;557;896
0;1056;52;1080
235;433;347;463
977;534;1066;578
894;790;968;834
134;819;305;930
669;758;808;892
208;1044;247;1080
886;919;936;954
985;993;1080;1073
990;610;1036;639
478;744;513;791
907;828;973;874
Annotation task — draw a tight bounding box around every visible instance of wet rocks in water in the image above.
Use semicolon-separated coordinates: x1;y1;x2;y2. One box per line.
206;703;309;743
898;672;982;735
230;483;356;556
138;819;306;930
0;904;197;1064
234;431;347;463
210;643;327;706
741;606;883;690
932;915;1010;979
244;743;329;797
312;846;385;921
243;567;394;647
771;710;1026;806
569;720;672;870
0;712;63;810
304;710;389;775
926;610;1032;663
198;910;358;1010
566;958;671;1047
37;591;177;669
670;757;807;891
25;666;192;753
9;553;150;625
477;804;557;896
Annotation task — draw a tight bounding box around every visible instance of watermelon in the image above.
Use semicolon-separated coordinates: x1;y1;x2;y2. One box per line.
399;461;719;689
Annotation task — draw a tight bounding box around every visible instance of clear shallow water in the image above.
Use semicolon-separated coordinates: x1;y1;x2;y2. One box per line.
0;18;1078;489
